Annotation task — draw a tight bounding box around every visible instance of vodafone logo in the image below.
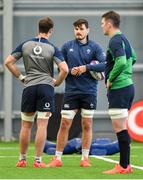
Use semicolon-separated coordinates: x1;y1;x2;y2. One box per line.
127;100;143;142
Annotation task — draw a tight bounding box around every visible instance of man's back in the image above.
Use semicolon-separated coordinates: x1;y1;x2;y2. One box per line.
12;37;64;87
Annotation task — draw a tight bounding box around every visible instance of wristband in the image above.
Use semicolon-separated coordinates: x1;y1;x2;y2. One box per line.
18;74;25;81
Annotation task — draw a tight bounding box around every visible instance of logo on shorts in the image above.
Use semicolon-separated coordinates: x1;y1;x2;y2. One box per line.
90;103;94;108
64;104;70;109
44;102;50;110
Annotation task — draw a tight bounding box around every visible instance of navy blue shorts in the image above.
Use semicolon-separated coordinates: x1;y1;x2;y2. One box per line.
62;93;97;110
108;84;135;109
21;84;54;112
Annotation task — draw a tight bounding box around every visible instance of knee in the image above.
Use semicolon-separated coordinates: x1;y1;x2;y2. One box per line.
108;108;128;132
22;121;33;129
60;120;71;131
82;120;92;132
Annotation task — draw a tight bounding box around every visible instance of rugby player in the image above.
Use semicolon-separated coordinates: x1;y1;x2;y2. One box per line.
5;17;68;168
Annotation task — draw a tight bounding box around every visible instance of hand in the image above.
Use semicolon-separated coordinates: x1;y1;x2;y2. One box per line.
106;79;112;90
18;74;27;83
53;78;57;86
71;67;79;76
76;65;86;75
71;66;86;76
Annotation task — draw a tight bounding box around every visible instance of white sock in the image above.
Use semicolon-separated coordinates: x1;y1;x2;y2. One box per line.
55;151;63;161
19;153;26;161
81;149;89;160
35;156;42;163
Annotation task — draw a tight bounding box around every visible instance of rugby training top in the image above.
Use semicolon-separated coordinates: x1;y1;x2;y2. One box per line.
61;39;106;94
105;32;137;89
11;37;64;87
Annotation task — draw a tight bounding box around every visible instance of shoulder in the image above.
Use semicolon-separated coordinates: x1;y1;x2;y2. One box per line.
21;38;39;49
62;39;75;49
88;40;104;50
110;34;122;46
39;39;59;52
12;39;30;53
88;40;101;47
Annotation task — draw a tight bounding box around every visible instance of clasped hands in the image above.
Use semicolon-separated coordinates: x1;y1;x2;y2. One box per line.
71;65;86;76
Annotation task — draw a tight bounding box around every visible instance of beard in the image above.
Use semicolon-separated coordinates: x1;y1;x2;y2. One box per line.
76;35;86;40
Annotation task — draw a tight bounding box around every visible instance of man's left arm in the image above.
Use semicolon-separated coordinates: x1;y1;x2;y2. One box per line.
107;38;127;88
108;56;127;83
4;55;26;83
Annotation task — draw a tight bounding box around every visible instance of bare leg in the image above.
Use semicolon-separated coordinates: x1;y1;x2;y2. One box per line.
81;117;93;150
56;118;73;152
35;119;49;157
111;118;127;133
19;120;33;155
47;117;74;167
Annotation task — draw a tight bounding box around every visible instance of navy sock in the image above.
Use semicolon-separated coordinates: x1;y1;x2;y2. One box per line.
116;130;131;168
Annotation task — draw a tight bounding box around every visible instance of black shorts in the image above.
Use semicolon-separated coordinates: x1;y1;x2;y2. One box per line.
21;84;54;112
62;93;97;110
108;84;135;110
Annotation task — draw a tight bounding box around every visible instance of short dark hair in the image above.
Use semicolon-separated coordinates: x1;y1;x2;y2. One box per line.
102;11;120;28
39;17;54;33
73;19;89;28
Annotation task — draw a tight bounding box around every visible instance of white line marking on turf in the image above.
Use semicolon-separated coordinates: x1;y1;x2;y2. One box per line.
0;147;35;150
131;146;143;149
91;155;143;170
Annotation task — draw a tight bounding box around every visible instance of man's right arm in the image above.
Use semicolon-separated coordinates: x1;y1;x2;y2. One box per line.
53;45;69;86
54;61;68;86
61;42;73;75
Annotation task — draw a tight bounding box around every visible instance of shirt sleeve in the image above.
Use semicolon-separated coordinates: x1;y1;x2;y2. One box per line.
108;37;127;82
61;43;67;60
110;37;126;59
11;43;23;60
94;43;106;63
53;46;65;64
86;43;106;72
109;56;127;82
61;43;73;74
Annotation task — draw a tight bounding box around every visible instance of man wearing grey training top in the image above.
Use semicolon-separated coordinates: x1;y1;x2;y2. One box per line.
5;17;68;168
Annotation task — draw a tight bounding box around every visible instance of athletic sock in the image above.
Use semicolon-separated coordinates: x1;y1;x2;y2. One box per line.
35;156;42;163
117;130;131;168
55;151;63;161
81;149;90;160
19;153;26;161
